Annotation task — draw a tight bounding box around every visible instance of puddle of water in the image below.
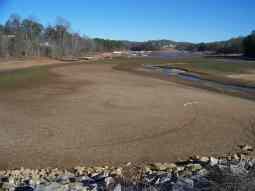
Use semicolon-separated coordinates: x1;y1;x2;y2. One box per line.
144;64;255;94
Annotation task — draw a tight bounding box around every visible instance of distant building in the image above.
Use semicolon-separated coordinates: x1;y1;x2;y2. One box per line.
112;51;122;55
163;44;176;48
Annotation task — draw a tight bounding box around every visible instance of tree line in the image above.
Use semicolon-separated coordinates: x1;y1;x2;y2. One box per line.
127;38;245;54
181;31;255;58
1;14;255;59
0;14;126;58
243;31;255;58
127;31;255;59
194;37;244;54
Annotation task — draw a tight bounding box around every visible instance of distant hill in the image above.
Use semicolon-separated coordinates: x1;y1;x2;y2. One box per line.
123;40;193;51
123;37;244;54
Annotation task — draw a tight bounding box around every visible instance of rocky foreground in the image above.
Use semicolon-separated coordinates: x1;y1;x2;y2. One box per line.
0;145;255;191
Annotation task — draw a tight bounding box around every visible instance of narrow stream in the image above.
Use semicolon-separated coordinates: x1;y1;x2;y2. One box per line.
144;64;255;95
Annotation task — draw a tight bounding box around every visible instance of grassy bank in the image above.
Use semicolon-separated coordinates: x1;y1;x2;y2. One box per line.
91;56;255;76
91;57;170;65
168;57;255;75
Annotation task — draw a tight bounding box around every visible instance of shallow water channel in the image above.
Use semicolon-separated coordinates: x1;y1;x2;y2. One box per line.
144;64;255;95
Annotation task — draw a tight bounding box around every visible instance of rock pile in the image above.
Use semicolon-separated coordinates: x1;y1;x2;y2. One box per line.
0;145;254;191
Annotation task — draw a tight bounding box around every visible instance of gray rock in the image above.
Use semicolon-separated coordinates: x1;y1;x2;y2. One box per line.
197;169;208;176
199;156;209;163
143;186;158;191
230;161;248;175
239;144;253;152
91;172;106;182
159;175;172;184
176;166;185;172
192;176;210;189
209;157;218;166
1;176;9;183
68;183;85;191
172;177;194;191
150;163;176;171
243;159;255;169
105;176;115;185
110;168;122;176
144;173;158;184
35;183;67;191
56;176;70;184
144;165;153;174
81;176;95;186
14;186;34;191
186;164;202;172
113;184;121;191
233;154;240;161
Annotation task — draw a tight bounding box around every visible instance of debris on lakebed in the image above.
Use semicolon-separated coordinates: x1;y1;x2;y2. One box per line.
0;145;255;191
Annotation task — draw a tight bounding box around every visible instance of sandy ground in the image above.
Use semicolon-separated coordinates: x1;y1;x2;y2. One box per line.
0;61;255;168
228;72;255;81
0;57;66;71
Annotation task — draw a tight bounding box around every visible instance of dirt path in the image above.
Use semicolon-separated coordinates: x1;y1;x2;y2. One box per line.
0;62;255;168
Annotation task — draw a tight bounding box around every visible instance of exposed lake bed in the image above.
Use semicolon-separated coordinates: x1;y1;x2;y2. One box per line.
1;57;255;168
129;50;255;100
143;64;255;99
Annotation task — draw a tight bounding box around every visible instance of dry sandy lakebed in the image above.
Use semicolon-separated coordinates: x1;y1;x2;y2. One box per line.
0;59;255;168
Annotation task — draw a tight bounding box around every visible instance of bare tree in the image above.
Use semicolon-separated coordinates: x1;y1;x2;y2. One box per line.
21;17;43;56
1;14;126;58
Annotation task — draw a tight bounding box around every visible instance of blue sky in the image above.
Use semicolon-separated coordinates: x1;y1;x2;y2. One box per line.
0;0;254;42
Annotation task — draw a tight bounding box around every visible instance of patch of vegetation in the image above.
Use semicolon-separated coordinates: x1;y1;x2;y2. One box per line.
92;57;170;65
168;57;255;75
90;56;255;79
96;57;255;76
0;66;52;90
